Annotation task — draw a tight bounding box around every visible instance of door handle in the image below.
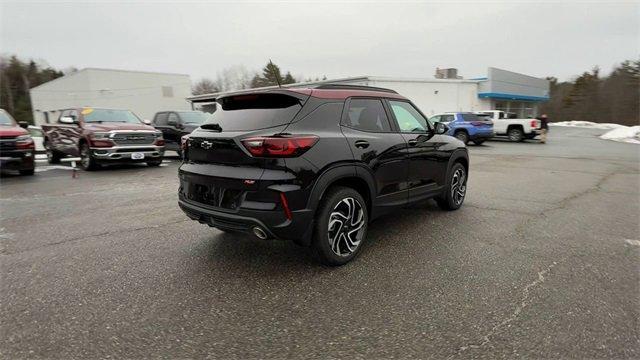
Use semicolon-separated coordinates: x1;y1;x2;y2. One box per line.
408;139;418;146
354;140;370;149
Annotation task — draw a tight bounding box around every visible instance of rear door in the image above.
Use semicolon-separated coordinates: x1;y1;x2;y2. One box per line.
340;98;409;208
153;112;173;147
166;112;183;145
387;99;447;200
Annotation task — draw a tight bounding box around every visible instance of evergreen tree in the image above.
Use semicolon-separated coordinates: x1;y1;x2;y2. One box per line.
0;55;64;124
250;61;297;88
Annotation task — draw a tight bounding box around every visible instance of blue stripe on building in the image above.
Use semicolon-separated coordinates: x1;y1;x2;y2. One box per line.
478;92;550;101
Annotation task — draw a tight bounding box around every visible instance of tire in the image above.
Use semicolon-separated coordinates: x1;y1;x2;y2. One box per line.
44;141;61;164
472;140;485;146
79;143;98;171
507;127;524;142
436;163;467;211
19;168;35;176
454;131;469;145
147;160;162;167
312;186;369;266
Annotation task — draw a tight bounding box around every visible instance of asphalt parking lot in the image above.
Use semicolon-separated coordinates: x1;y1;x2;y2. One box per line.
1;127;639;359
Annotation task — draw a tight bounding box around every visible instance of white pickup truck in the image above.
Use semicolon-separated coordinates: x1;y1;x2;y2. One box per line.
475;110;541;142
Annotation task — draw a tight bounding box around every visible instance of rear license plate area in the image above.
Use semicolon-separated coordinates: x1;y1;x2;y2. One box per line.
180;175;244;210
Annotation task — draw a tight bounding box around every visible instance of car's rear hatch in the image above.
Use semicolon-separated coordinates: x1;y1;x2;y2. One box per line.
179;91;309;212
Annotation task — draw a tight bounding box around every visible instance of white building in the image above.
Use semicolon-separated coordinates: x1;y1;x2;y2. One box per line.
30;68;192;125
188;67;549;118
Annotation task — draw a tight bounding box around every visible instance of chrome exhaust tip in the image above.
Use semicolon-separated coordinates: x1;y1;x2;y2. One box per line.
252;226;268;240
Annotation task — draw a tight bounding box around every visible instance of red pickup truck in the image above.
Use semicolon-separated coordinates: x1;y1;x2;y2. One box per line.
0;109;35;176
42;107;165;170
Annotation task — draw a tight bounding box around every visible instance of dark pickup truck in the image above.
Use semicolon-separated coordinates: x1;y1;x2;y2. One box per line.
0;109;35;176
42;107;165;170
152;110;210;157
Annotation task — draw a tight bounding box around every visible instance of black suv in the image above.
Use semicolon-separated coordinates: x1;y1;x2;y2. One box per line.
152;111;210;156
178;85;468;265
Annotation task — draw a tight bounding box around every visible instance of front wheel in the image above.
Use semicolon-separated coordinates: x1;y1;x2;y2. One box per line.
79;143;98;171
436;163;467;211
454;131;469;145
312;187;368;266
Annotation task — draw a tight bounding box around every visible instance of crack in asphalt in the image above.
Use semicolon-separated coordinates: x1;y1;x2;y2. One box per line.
0;219;190;256
452;259;563;357
451;168;620;357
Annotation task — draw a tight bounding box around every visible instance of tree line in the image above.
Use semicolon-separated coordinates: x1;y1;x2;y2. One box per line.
1;54;637;126
540;60;639;126
0;55;64;124
192;61;326;95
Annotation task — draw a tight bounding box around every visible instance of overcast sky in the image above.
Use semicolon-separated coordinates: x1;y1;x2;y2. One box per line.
1;1;638;82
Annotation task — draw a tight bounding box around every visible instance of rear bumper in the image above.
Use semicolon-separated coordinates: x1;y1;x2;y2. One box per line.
0;150;35;171
91;145;164;163
178;198;314;243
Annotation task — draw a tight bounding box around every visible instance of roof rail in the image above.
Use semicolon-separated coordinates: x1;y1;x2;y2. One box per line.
313;83;398;94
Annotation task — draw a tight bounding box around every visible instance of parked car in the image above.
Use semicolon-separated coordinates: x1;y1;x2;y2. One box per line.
428;112;494;145
0;109;35;176
152;110;210;157
178;85;469;265
27;125;45;155
475;110;541;141
41;107;165;170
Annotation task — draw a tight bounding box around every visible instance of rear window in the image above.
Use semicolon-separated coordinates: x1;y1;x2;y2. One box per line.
460;113;480;122
205;93;303;131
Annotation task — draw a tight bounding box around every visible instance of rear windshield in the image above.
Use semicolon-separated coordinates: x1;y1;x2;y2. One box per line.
83;109;142;124
204;93;303;131
460;113;480;122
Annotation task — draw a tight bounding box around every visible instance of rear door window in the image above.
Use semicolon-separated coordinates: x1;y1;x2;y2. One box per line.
168;112;180;125
206;93;303;131
441;114;455;123
343;99;392;132
461;113;480;122
155;112;168;125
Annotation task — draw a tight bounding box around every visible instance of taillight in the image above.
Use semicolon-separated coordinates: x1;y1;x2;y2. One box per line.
531;120;539;128
241;135;319;158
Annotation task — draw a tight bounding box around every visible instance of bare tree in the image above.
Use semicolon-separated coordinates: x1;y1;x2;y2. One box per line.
192;78;219;95
214;65;254;92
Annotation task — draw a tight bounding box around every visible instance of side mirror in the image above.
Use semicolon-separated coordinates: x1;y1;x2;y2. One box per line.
143;119;152;125
435;122;449;135
18;121;29;129
167;119;177;127
59;116;76;124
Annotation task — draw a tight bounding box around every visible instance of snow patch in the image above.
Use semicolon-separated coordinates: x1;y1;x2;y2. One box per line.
599;126;640;144
551;121;640;144
550;121;625;130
